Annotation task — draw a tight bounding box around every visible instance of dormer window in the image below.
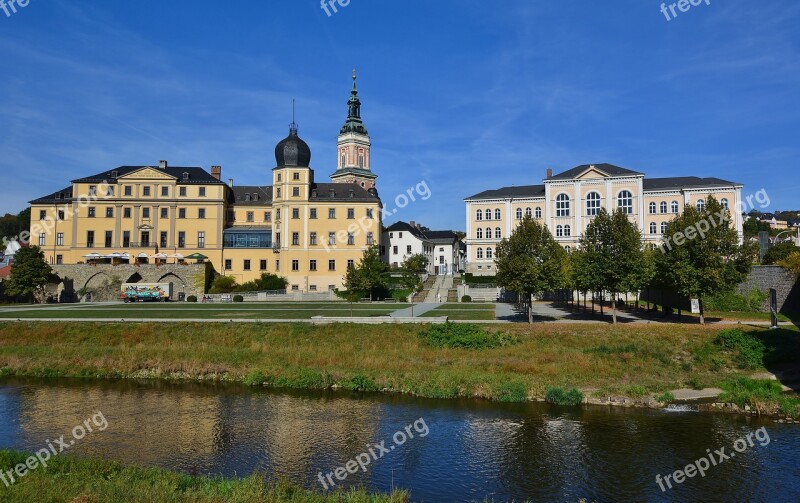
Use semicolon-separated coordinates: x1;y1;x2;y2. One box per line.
349;189;354;198
182;172;190;181
253;193;259;201
245;193;251;201
111;170;118;178
329;189;335;198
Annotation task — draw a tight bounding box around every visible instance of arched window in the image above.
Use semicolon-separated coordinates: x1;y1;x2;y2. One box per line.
586;192;601;216
564;225;571;237
696;199;705;211
650;222;657;234
341;154;346;167
525;207;532;218
556;194;570;217
495;227;502;239
535;207;542;219
617;191;634;214
476;209;483;221
671;201;679;213
649;202;657;214
476;247;483;259
661;222;668;234
721;198;729;210
565;245;571;253
486;247;493;259
660;201;668;214
485;209;492;221
494;208;501;220
476;228;483;239
556;225;564;237
516;208;523;220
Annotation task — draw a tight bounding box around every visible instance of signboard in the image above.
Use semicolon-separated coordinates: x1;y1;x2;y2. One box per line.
690;299;700;314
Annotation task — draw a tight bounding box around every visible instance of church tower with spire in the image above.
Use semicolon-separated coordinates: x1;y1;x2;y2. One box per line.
330;70;377;189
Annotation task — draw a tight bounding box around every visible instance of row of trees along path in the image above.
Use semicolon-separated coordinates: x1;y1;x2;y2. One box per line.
495;196;756;324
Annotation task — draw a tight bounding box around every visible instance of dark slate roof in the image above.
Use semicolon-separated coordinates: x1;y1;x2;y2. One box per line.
425;230;459;243
385;221;429;240
465;184;545;200
72;165;225;185
229;186;273;205
309;183;380;202
29;186;74;204
550;163;643;180
643;176;740;191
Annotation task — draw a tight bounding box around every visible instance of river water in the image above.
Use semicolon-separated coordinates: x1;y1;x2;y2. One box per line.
0;377;798;502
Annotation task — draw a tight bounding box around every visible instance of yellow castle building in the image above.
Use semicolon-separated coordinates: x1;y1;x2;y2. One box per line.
29;74;382;293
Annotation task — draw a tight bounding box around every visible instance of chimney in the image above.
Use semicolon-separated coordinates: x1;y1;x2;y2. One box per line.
159;160;168;169
228;178;234;187
211;165;221;180
546;168;553;179
410;220;415;228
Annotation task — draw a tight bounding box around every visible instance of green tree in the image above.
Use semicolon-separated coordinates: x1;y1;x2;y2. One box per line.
343;245;390;301
209;275;237;294
237;273;288;292
763;241;798;265
399;253;429;316
743;217;770;240
655;196;756;324
777;251;800;274
573;208;653;324
495;216;569;323
5;245;53;303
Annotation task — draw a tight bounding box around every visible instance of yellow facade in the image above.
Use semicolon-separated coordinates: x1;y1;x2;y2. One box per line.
29;75;383;292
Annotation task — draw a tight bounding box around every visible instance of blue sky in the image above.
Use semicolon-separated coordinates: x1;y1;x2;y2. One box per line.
1;0;798;230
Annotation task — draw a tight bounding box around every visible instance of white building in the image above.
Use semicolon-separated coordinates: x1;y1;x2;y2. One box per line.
381;221;434;273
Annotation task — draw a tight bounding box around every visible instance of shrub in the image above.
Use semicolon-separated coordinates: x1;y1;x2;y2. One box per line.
656;391;675;403
495;381;528;402
344;374;380;392
715;328;766;369
461;295;472;303
391;289;411;302
237;273;288;292
545;387;584;406
186;295;198;303
209;275;237;294
243;370;267;386
463;273;496;285
233;295;244;303
704;289;767;312
419;323;518;350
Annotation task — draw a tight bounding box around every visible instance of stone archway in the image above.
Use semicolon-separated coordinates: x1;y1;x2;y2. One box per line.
157;272;187;300
126;272;144;284
83;272;120;302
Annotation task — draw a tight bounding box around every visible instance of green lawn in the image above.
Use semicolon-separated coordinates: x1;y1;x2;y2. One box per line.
0;302;408;320
0;450;407;503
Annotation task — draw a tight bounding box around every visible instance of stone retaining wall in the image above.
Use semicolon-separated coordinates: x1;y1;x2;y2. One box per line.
50;263;207;302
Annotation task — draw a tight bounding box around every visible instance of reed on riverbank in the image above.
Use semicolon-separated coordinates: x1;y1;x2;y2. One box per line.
0;321;797;411
0;450;406;502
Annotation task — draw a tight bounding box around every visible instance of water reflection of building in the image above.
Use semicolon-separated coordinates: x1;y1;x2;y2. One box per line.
15;382;382;481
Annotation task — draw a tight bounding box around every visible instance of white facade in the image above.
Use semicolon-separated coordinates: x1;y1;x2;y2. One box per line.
381;223;435;274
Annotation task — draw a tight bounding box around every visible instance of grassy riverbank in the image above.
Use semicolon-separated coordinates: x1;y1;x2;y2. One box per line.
0;321;799;413
0;450;406;502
